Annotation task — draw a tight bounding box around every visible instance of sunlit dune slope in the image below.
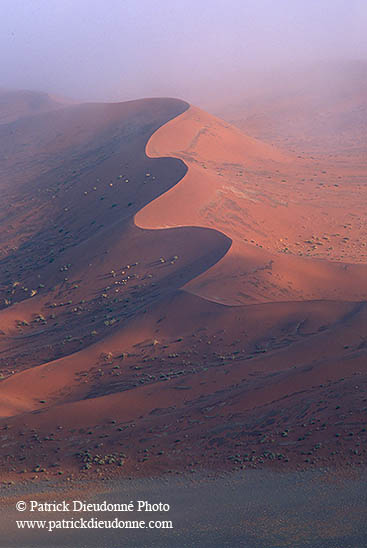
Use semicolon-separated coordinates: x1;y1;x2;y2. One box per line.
136;105;367;304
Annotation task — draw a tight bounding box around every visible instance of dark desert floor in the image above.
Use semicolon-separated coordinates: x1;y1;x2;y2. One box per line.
1;468;367;547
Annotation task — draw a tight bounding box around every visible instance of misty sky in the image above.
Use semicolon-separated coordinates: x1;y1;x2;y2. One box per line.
1;0;367;104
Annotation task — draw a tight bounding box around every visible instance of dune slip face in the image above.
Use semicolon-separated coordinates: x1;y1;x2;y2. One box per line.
0;94;366;486
137;104;367;305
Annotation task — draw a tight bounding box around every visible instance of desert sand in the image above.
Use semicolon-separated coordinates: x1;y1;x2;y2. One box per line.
0;89;366;508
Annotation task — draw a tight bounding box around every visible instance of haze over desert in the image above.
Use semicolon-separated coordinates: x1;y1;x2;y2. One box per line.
1;1;367;547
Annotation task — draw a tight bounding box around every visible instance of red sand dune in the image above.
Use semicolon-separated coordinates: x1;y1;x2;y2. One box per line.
0;91;366;482
136;105;367;304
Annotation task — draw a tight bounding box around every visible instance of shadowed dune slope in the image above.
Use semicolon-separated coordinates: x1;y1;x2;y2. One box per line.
0;96;230;413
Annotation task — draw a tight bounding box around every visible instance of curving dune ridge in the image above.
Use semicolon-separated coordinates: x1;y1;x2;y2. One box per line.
137;105;367;305
0;94;366;482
